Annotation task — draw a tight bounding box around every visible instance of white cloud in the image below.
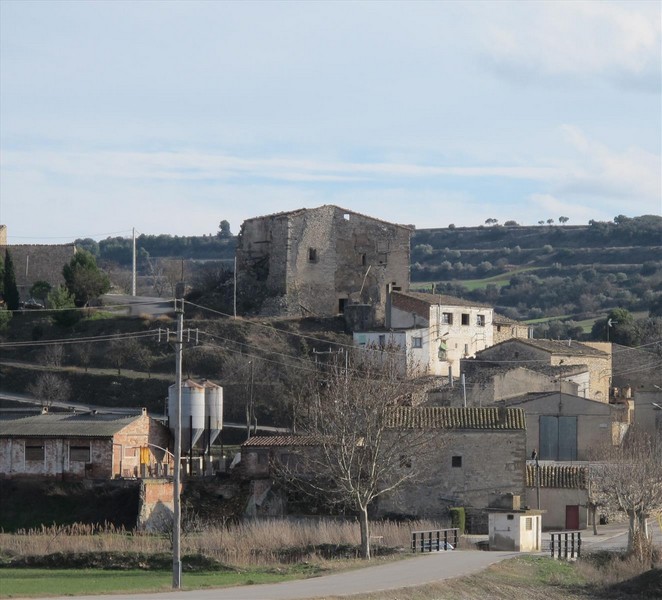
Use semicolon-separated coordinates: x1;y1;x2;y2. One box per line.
482;1;661;88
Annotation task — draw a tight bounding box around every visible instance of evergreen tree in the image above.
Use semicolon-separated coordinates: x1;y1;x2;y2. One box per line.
3;249;20;310
63;249;110;306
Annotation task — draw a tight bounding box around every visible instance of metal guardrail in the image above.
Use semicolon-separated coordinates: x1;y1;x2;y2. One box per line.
411;528;459;552
550;530;582;559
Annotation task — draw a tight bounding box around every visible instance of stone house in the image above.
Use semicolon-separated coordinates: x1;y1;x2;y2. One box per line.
239;408;527;520
497;392;626;461
1;242;77;301
525;463;589;530
436;363;590;408
377;407;527;519
0;408;172;480
469;339;612;401
492;314;532;344
235;205;412;323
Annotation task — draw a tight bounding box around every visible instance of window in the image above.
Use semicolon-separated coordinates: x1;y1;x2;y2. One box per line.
378;252;388;265
308;248;317;262
360;253;366;266
412;337;423;349
378;334;386;349
461;313;470;326
496;325;502;332
464;344;469;356
525;517;533;531
476;314;485;327
25;444;44;461
343;213;351;221
441;312;453;325
338;298;347;314
70;445;91;462
451;455;462;468
507;514;514;521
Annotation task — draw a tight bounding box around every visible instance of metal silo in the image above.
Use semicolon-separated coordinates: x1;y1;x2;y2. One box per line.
202;380;223;446
168;379;205;452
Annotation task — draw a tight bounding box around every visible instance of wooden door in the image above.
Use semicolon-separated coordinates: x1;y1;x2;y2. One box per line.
565;505;580;530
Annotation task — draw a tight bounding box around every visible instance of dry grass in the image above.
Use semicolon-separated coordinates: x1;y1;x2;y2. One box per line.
0;518;445;567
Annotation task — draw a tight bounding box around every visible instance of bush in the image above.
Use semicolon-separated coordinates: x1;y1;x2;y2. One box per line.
449;507;465;533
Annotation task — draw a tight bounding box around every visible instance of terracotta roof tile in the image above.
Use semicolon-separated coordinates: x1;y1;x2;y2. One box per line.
526;464;588;489
387;407;526;430
241;435;322;447
393;291;491;309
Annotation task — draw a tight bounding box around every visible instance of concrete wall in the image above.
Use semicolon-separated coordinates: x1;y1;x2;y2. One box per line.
377;429;526;518
632;390;662;440
525;486;588;530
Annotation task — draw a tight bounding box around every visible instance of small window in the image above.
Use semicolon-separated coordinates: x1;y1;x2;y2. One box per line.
464;344;469;356
70;445;91;462
461;313;470;326
338;298;347;313
451;455;462;468
525;517;533;531
507;514;514;521
412;337;423;349
343;213;351;220
360;253;366;266
308;248;317;262
378;334;386;349
441;312;453;325
25;444;45;461
497;325;502;332
476;314;485;327
378;252;388;265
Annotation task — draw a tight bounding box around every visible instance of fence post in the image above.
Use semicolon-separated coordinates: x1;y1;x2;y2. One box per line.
577;532;581;558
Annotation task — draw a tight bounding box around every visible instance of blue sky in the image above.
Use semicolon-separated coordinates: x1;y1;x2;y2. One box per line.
1;0;660;243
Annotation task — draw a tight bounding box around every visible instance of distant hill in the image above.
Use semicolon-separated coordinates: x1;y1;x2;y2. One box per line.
410;215;662;325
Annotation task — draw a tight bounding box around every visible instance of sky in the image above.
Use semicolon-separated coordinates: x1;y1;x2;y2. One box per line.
1;0;660;244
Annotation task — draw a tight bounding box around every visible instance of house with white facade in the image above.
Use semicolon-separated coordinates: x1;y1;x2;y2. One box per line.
354;291;494;378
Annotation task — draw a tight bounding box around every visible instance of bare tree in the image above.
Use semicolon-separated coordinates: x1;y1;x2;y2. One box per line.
40;343;66;368
72;342;94;373
280;357;434;560
27;373;72;407
107;337;142;375
592;429;662;561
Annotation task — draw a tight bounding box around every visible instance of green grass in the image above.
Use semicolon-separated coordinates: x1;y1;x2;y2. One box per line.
412;267;541;292
0;564;323;597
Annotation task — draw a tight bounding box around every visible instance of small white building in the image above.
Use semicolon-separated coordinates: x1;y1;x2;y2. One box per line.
488;494;543;552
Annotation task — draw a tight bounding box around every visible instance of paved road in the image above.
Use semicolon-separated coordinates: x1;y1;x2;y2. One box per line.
27;550;517;600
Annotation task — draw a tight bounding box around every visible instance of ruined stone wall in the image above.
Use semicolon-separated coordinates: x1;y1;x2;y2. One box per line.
493;323;530;344
1;244;76;300
236;206;411;321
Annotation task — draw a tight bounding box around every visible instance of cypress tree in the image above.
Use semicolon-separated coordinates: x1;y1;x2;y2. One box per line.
3;249;20;310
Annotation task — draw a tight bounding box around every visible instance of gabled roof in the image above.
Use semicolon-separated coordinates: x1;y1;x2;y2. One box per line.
0;412;145;438
526;464;588;489
241;435;322;448
498;391;611;407
482;338;608;357
242;205;414;231
388;407;526;430
392;290;492;309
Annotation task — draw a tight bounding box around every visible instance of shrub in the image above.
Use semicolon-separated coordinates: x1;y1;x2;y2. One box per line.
449;507;465;533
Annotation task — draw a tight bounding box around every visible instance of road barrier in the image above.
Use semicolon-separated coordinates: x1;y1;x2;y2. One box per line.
550;530;581;559
411;528;458;552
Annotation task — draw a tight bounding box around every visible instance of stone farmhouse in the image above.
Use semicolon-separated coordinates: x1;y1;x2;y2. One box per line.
235;205;412;323
0;408;172;480
240;407;527;523
467;339;612;402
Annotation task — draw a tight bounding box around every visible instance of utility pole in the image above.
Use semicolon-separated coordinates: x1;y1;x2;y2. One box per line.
233;256;237;319
172;298;183;589
132;227;137;297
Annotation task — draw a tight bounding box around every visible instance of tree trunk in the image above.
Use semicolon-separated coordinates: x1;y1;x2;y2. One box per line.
591;505;598;536
359;506;371;560
627;511;638;552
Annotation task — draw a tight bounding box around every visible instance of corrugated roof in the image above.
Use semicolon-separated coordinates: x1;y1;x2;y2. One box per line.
387;407;526;430
241;435;322;448
393;291;492;309
526;464;588;489
0;412;143;438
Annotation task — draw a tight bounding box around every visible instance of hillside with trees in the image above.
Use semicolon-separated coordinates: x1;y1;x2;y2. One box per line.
411;215;662;339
